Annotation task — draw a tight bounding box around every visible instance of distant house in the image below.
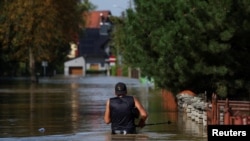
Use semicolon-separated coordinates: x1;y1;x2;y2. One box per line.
64;56;86;76
78;10;113;73
64;10;113;76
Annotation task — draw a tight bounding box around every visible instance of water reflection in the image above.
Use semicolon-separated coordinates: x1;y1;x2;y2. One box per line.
0;76;207;140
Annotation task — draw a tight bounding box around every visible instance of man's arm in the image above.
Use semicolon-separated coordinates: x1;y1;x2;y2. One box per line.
104;99;111;124
134;97;148;128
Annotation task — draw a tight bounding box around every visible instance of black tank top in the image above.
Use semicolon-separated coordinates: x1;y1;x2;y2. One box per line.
109;95;136;132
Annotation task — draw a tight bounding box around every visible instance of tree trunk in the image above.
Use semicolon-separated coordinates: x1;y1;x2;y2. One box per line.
29;47;36;82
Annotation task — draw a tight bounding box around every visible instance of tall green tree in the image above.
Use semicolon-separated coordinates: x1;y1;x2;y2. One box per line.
0;0;90;81
112;0;250;99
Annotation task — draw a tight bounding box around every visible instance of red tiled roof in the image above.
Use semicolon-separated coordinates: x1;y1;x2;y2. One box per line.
84;10;111;28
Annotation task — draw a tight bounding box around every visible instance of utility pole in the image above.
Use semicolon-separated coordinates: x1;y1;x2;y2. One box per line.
129;0;132;9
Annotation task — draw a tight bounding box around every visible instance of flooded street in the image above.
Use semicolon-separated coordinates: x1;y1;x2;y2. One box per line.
0;76;207;141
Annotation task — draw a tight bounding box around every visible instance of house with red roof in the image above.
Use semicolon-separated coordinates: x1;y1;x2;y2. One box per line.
64;10;113;76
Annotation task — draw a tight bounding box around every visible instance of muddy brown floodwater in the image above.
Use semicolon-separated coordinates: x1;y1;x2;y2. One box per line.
0;75;207;141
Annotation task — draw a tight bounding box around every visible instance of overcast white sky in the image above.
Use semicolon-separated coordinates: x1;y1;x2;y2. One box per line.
89;0;132;16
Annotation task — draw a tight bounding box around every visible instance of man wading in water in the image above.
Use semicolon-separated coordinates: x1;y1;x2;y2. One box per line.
104;82;148;134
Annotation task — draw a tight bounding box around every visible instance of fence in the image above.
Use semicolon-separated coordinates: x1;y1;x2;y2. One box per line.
207;93;250;125
177;92;250;126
